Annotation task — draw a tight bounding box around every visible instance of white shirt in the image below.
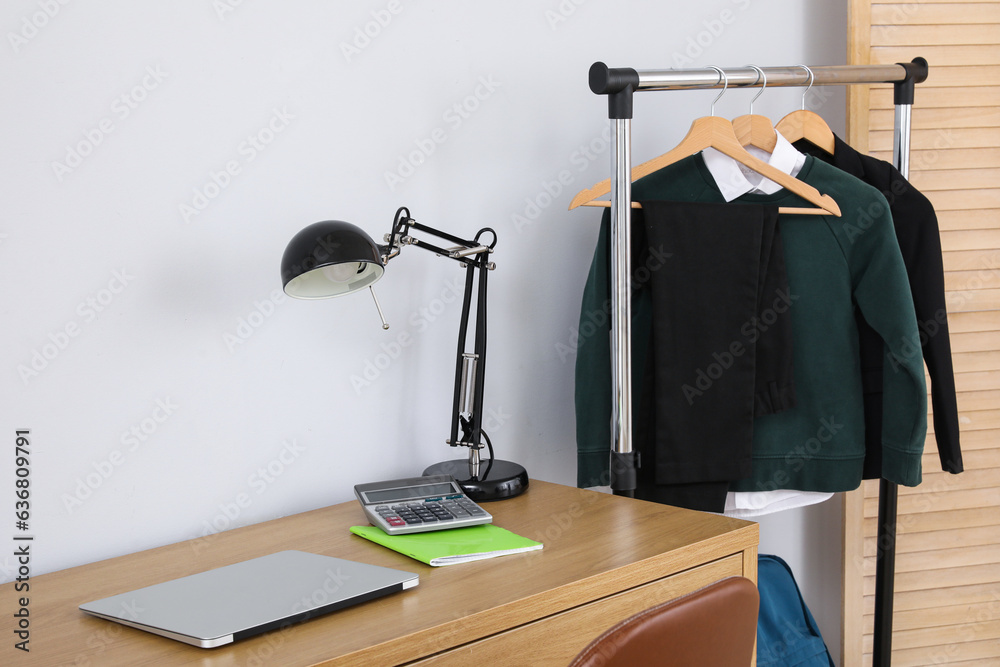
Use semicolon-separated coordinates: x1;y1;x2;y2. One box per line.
702;130;806;201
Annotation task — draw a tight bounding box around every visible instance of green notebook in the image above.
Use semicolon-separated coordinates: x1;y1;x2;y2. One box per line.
350;524;543;567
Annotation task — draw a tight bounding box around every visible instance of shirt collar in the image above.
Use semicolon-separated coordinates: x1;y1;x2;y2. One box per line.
702;130;807;201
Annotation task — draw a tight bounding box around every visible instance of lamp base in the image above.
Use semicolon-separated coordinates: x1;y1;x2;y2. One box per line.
422;459;528;502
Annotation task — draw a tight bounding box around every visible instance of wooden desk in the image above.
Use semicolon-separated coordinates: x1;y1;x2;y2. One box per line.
1;480;757;666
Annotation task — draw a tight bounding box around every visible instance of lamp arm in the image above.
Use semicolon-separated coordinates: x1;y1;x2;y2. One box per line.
380;210;496;268
449;248;490;454
377;207;497;459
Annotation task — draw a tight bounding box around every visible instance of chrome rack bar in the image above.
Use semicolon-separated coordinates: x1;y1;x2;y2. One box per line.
590;61;928;94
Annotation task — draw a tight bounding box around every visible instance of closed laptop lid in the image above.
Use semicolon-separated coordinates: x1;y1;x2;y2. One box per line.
79;550;418;648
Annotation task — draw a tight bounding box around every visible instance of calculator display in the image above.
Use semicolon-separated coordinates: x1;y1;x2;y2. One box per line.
362;482;457;503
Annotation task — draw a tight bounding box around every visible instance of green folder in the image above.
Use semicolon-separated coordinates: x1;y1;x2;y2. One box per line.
350;524;543;567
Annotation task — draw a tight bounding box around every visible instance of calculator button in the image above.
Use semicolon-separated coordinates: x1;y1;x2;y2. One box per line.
385;517;405;526
445;494;463;499
425;497;443;502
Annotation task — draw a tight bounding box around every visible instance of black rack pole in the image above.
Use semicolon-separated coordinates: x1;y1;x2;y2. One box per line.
872;56;925;667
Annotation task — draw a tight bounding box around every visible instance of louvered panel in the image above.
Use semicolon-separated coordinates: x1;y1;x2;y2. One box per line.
937;209;1000;232
948;310;1000;333
870;106;1000;131
864;524;1000;556
951;351;1000;374
928;190;1000;212
873;25;1000;47
947;271;1000;295
923;65;1000;87
941;230;1000;253
863;601;1000;637
863;622;1000;658
870;147;1000;170
942;248;1000;272
934;430;1000;454
871;86;1000;107
901;467;1000;497
870;127;1000;152
863;562;1000;596
952;369;1000;392
910;168;1000;192
945;289;1000;312
863;505;1000;538
862;543;1000;577
952;387;1000;409
872;45;1000;66
845;3;999;664
867;637;1000;667
862;583;1000;617
863;487;1000;518
872;3;1000;24
942;409;1000;432
946;330;1000;352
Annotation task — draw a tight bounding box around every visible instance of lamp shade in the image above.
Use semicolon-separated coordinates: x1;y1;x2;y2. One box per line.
281;220;385;299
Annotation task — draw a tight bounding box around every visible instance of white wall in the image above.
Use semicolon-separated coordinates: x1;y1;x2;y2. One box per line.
1;0;845;659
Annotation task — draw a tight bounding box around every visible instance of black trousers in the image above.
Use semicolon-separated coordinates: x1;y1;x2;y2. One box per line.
634;201;796;512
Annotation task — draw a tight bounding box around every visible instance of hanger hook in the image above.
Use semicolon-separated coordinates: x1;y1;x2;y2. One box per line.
708;66;726;116
746;65;766;115
796;64;814;111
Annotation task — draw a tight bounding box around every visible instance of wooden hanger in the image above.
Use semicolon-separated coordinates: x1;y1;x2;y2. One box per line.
733;65;778;153
775;65;836;155
568;67;841;217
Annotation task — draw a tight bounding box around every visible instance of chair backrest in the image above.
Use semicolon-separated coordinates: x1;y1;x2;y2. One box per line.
569;576;759;667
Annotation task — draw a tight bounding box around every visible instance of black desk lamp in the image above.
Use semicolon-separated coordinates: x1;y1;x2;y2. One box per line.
280;207;528;501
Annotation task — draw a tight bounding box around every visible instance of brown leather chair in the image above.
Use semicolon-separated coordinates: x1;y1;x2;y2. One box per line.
568;576;759;667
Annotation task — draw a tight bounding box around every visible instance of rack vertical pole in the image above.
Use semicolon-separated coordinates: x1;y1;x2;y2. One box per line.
605;72;641;497
609;117;636;497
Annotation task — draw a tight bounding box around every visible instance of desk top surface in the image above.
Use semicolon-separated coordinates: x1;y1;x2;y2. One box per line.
1;480;756;666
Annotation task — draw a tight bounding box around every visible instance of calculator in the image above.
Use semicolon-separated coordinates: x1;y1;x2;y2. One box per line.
354;474;493;535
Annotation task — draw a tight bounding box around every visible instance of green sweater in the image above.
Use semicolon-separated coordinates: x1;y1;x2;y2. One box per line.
575;154;927;492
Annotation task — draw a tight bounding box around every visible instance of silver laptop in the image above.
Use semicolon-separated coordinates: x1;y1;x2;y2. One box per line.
79;550;418;648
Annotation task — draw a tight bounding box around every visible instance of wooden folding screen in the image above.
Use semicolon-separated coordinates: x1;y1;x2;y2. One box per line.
844;2;1000;665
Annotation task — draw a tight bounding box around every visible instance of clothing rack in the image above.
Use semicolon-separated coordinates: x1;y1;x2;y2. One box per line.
587;59;928;667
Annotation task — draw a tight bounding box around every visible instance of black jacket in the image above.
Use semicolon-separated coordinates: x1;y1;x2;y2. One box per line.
796;134;963;475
